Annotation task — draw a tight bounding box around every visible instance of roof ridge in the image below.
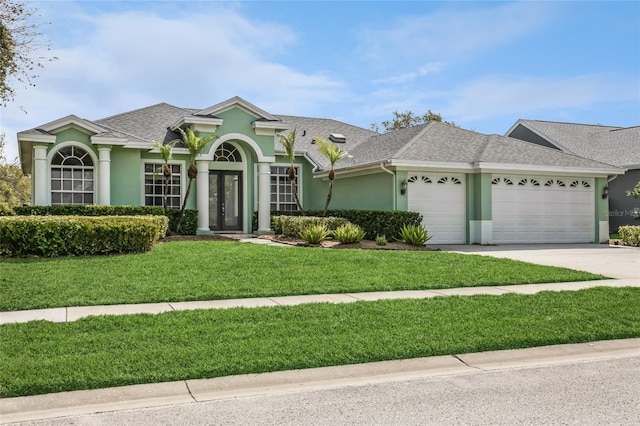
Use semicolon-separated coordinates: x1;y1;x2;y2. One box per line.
524;119;621;129
95;102;188;122
390;122;435;159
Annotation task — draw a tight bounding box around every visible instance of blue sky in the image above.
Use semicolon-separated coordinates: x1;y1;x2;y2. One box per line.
2;1;639;162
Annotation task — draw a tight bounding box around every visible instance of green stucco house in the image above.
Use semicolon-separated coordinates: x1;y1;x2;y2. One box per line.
18;96;624;244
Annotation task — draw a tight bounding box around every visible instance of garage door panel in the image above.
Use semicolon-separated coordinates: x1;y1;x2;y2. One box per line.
492;176;594;244
407;173;466;244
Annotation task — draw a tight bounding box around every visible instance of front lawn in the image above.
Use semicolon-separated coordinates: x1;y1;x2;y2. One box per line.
0;241;606;311
1;287;638;398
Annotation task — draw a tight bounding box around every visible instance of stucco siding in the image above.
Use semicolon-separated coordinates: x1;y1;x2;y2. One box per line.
110;147;142;205
324;172;394;211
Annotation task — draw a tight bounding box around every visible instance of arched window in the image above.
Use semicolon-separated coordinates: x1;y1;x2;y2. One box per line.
213;143;241;162
50;145;95;205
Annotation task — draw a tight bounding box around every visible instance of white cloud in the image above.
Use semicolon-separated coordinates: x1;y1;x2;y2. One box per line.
444;73;640;122
1;4;344;162
358;2;554;64
373;62;444;84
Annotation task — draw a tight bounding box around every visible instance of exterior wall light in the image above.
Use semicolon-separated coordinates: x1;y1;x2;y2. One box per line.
400;179;407;195
602;186;609;199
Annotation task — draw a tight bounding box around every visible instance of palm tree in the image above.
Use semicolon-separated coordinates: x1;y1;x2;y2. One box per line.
174;127;218;233
277;129;305;214
151;140;177;213
314;137;353;216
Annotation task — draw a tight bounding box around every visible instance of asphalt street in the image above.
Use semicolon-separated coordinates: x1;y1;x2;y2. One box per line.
13;355;640;426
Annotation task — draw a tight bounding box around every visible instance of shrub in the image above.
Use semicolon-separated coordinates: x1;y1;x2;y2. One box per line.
299;224;330;244
400;224;432;246
14;205;197;235
376;235;388;246
0;215;167;257
255;209;422;240
333;223;366;243
275;215;348;237
618;225;640;247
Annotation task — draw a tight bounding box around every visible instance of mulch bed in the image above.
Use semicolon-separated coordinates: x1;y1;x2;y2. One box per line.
159;234;435;251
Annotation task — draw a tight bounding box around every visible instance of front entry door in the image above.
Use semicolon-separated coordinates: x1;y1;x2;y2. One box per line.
209;171;242;231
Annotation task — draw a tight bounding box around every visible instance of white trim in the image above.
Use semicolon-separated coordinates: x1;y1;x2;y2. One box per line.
599;221;610;243
17;133;56;144
169;116;223;132
139;159;187;208
46;142;99;206
469;220;493;245
199;133;275;163
39;115;106;135
390;160;474;172
195;96;280;121
474;162;623;176
256;162;304;212
91;135;128;146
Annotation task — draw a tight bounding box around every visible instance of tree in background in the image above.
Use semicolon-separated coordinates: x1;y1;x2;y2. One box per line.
626;181;640;198
0;133;30;211
0;0;57;105
277;128;305;213
370;110;458;133
314;137;353;216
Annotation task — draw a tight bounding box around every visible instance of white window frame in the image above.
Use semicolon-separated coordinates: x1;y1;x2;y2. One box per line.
268;163;303;212
140;160;186;208
47;142;98;206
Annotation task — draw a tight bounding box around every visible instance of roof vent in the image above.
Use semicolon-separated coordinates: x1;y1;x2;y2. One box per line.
329;133;346;143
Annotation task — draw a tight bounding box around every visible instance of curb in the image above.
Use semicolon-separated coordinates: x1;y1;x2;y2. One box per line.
2;338;639;424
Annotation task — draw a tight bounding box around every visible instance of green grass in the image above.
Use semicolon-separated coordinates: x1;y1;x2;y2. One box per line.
0;241;606;311
1;287;638;398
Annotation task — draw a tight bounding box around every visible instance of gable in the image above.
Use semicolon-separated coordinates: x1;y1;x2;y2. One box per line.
507;123;561;150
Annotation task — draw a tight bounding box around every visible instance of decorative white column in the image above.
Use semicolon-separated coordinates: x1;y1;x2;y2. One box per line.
97;147;111;205
33;145;48;205
257;162;272;234
196;160;210;234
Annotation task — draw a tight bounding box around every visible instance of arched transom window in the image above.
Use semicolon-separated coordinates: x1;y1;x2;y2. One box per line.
51;146;95;205
213;143;241;162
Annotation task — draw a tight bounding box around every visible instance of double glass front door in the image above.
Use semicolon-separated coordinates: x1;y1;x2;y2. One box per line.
209;171;242;231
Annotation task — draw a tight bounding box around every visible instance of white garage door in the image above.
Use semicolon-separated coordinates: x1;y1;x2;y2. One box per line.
407;173;466;244
492;176;594;243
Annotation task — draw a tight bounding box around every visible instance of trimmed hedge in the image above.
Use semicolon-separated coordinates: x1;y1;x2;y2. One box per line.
273;215;349;237
14;205;197;235
255;209;423;240
0;215;168;257
618;225;640;247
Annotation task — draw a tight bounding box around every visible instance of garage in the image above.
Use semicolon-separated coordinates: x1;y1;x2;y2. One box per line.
491;176;595;243
407;173;466;244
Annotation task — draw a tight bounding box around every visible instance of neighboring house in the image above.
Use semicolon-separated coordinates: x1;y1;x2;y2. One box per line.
18;96;624;244
506;120;640;233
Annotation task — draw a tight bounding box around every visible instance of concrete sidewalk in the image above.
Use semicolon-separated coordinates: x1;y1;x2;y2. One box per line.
2;338;639;424
2;278;638;325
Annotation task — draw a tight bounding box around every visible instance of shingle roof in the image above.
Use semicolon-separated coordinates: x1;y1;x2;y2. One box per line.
273;115;377;168
346;121;615;170
18;98;625;174
95;103;192;144
510;120;640;168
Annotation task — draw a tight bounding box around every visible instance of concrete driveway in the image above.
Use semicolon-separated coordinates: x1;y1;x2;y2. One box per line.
435;243;639;281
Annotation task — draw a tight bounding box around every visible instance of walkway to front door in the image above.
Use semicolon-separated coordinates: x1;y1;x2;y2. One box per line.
209;171;242;231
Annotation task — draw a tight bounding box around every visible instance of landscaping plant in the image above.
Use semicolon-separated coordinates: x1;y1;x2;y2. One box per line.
618;225;640;246
400;223;432;246
333;223;366;243
314;137;353;216
299;224;330;244
277;129;305;213
376;235;388;246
